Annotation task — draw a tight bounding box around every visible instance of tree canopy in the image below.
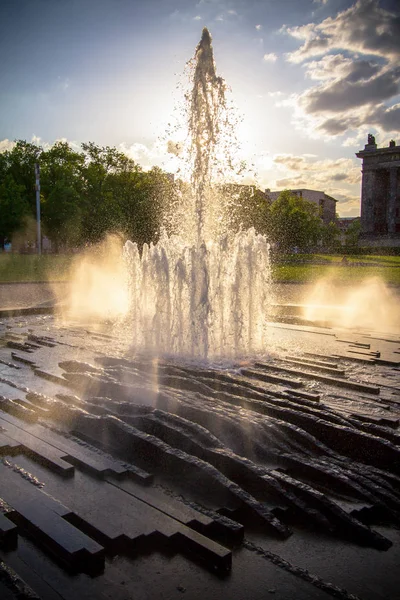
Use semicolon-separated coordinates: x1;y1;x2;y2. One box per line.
267;190;323;252
0;140;176;251
0;141;337;253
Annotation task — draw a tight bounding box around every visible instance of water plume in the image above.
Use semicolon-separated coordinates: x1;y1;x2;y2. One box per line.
54;234;130;325
302;276;400;333
124;28;272;359
124;228;271;358
189;27;228;242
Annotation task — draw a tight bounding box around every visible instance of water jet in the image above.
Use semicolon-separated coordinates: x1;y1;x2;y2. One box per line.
124;28;272;359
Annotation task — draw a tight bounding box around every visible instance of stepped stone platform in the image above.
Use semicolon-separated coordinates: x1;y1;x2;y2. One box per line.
0;314;399;599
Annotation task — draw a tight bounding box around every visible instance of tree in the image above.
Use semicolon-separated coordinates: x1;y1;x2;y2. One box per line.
2;141;42;219
40;142;85;250
42;182;82;251
127;166;175;245
320;220;341;251
0;138;179;251
0;175;29;248
222;184;271;235
80;142;138;243
268;190;322;252
345;218;361;251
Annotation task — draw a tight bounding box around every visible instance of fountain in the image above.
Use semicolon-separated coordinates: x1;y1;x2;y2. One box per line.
124;28;272;359
1;28;400;600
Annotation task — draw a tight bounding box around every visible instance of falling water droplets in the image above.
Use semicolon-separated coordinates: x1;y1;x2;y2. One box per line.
124;28;272;359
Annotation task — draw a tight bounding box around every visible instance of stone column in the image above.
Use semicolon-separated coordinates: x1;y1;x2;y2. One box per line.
360;168;376;234
388;167;398;234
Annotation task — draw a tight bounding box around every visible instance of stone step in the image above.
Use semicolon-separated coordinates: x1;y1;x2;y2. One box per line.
254;362;380;395
240;368;303;389
38;469;232;573
106;475;244;545
0;412;150;482
0;417;74;477
0;464;105;573
0;512;18;549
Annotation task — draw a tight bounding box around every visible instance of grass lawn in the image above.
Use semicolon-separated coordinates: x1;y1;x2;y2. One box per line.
0;254;73;282
314;254;400;266
271;254;400;284
272;264;400;285
1;253;399;285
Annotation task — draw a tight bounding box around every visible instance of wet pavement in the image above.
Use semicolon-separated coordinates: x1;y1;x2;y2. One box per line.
0;283;68;310
0;314;399;599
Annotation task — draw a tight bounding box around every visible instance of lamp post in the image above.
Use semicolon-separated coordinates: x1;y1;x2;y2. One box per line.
35;162;41;254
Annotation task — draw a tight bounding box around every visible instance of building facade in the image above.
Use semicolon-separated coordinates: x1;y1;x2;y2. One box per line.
265;188;337;225
356;135;400;244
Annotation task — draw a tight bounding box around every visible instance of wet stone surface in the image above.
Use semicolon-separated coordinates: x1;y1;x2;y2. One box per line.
0;315;399;599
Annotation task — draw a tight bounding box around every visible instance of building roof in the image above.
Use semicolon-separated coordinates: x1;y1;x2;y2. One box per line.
265;188;337;202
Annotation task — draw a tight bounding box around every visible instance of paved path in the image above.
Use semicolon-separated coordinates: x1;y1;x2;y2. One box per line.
0;282;68;310
1;280;399;312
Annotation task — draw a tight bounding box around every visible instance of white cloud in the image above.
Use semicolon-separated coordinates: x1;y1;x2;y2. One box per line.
303;54;381;82
284;0;400;64
31;135;46;148
301;66;400;115
279;1;400;140
263;52;278;63
0;139;16;153
0;136;82;155
268;91;285;98
272;153;361;188
193;15;201;20
118;140;181;173
255;24;262;30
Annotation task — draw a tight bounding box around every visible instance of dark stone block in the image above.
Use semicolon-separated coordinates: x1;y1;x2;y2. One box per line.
0;512;18;550
0;418;74;477
172;527;232;572
6;342;34;353
0;559;40;599
240;368;303;388
254;361;380;395
0;465;104;574
0;399;38;423
0;433;21;454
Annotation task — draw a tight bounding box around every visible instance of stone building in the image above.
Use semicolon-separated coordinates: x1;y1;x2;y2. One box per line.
265;188;337;224
356;135;400;245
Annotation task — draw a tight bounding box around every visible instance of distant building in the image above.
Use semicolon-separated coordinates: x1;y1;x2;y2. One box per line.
356;135;400;246
265;188;337;225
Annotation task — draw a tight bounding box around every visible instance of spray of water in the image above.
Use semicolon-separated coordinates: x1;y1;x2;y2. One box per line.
303;276;400;333
189;27;228;242
124;28;272;358
53;30;398;346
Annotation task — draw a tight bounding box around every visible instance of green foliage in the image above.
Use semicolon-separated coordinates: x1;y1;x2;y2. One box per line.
42;182;82;249
272;263;400;285
40;142;85;249
268;190;322;252
320;221;341;251
0;141;42;220
222;184;271;235
0;175;29;244
0;141;362;259
0;139;176;251
344;218;361;250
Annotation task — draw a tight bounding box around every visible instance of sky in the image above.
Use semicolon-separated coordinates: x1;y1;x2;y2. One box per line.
1;0;399;217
